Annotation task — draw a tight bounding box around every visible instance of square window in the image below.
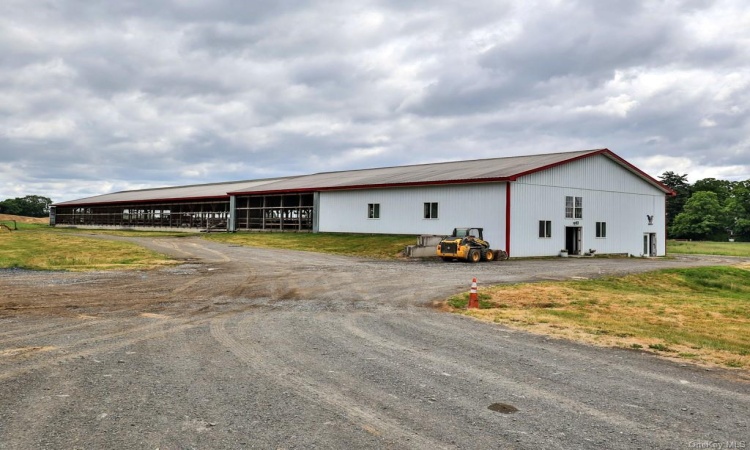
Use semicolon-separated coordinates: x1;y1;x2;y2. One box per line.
539;220;552;238
424;202;438;219
368;203;380;219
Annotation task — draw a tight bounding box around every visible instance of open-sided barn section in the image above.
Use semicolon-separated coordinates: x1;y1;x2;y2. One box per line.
52;179;288;231
51;149;675;257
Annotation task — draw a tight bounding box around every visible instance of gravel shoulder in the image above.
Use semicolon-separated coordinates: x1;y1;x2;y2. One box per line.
1;237;748;449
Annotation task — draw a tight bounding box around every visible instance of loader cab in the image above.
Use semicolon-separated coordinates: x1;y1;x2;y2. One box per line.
452;228;483;240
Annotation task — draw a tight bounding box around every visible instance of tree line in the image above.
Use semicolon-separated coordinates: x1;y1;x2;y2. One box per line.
660;172;749;241
0;195;53;218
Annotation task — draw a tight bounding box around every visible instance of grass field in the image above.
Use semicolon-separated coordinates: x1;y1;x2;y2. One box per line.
52;227;191;238
203;232;417;259
668;240;750;257
447;265;750;369
0;214;48;225
0;227;178;270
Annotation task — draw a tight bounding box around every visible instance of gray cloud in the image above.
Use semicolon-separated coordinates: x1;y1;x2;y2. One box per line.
0;0;748;203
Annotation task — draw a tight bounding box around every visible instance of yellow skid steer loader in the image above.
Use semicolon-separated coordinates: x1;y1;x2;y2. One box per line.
436;227;507;262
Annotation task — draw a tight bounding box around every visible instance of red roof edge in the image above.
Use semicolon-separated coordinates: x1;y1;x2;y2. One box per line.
227;177;512;196
599;149;677;196
54;195;230;208
509;148;676;196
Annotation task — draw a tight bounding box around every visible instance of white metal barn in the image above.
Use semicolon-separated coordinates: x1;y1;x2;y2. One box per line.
52;149;675;257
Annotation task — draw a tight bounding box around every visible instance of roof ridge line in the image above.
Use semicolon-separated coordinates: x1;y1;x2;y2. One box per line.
302;148;604;177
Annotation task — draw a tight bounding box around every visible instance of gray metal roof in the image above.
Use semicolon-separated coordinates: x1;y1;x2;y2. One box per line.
229;149;603;194
54;178;291;206
54;149;673;207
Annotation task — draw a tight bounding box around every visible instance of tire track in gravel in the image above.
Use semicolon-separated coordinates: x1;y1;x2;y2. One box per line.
0;321;62;338
143;238;231;263
209;316;447;450
410;313;750;398
214;310;699;448
0;304;251;382
334;312;750;444
226;312;504;446
0;273;203;317
0;276;206;349
332;313;682;444
0;238;248;383
0;319;112;346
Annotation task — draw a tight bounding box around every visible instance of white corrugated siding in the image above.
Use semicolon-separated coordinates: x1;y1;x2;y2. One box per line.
319;183;508;251
519;154;663;195
512;154;667;257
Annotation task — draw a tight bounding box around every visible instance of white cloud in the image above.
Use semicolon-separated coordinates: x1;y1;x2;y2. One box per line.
6;117;77;140
631;154;749;183
0;0;748;202
575;95;639;118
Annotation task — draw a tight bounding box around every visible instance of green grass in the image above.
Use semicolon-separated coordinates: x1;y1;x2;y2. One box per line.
203;232;417;259
52;228;417;259
668;240;750;257
447;292;493;309
0;222;48;231
0;228;178;271
51;227;192;238
456;265;750;368
42;231;750;259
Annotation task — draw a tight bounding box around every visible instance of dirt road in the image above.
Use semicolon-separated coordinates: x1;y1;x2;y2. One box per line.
1;237;748;449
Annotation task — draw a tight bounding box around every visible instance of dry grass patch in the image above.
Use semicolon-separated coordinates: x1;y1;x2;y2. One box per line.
0;214;48;225
445;266;750;372
0;229;178;271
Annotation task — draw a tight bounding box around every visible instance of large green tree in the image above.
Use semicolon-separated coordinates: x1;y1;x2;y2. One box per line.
692;178;734;204
0;195;53;217
659;171;691;228
671;191;726;240
723;180;750;240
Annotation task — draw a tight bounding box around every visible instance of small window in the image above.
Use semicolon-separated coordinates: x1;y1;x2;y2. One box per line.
539;220;552;238
565;196;583;219
368;203;380;219
424;202;438;219
596;221;607;238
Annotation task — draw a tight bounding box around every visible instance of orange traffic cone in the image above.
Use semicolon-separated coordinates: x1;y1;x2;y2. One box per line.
468;277;478;309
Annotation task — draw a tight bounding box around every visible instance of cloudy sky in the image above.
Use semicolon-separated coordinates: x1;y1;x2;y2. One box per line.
1;0;748;203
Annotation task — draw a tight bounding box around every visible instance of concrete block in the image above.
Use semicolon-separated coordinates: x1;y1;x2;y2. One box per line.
417;235;446;247
405;245;438;258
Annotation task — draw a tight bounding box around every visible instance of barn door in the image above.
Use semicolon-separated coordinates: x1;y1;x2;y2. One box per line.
566;226;582;255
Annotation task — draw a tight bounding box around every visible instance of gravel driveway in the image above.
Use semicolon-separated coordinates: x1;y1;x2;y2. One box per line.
1;237;748;449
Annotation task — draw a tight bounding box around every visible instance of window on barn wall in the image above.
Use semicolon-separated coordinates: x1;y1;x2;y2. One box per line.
538;220;552;238
423;202;438;219
596;221;607;238
565;196;583;219
368;203;380;219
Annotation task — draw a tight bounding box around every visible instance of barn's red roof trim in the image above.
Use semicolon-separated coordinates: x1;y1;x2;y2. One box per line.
226;178;510;196
226;149;676;196
506;148;676;196
55;195;230;208
55;149;675;207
